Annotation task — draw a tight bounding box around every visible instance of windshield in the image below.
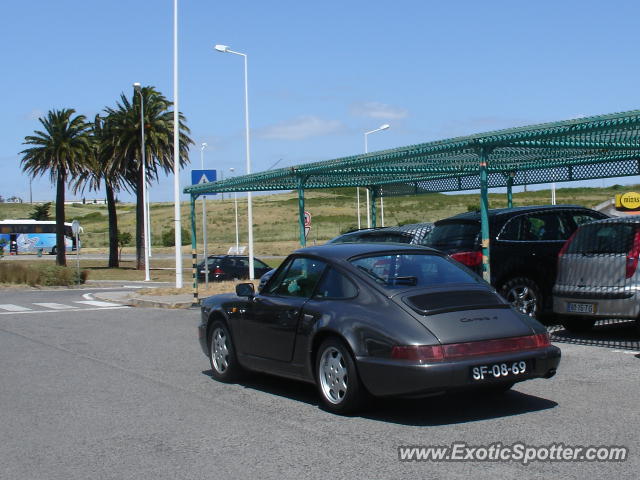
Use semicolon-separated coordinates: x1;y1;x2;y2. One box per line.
424;222;479;250
350;253;481;289
568;223;636;254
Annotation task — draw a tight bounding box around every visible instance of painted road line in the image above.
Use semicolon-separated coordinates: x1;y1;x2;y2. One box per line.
33;303;79;310
74;300;122;307
0;306;130;316
0;304;32;312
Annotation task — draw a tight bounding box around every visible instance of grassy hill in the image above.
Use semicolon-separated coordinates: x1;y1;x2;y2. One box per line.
0;184;634;256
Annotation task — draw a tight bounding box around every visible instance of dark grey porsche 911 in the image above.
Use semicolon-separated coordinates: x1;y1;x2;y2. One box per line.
198;244;560;414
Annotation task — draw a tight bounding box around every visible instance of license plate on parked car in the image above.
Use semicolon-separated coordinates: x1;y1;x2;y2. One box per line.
471;360;529;381
567;302;596;314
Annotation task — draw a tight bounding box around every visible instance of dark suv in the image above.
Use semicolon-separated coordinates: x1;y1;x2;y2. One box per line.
424;205;608;318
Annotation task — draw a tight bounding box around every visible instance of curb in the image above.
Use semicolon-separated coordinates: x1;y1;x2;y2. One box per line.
93;291;196;310
128;296;195;309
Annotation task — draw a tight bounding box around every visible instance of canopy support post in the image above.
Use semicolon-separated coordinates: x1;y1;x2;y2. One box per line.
190;194;199;306
479;149;491;283
370;187;378;228
298;180;306;247
506;172;515;208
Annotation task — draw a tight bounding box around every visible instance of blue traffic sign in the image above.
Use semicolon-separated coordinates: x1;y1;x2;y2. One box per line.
191;169;217;185
191;169;217;197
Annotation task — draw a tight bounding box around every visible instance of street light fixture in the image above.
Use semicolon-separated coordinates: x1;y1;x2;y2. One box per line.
133;82;150;282
364;124;390;228
229;167;240;254
200;142;209;288
214;43;255;279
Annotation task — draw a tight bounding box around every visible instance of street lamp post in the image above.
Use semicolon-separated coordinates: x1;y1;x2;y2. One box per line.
200;143;209;288
214;44;255;279
172;0;183;288
364;124;390;227
133;82;150;282
230;167;240;253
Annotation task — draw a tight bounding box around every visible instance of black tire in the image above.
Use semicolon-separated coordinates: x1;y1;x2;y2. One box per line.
315;338;367;414
500;277;541;318
50;246;57;255
561;317;596;333
208;320;243;382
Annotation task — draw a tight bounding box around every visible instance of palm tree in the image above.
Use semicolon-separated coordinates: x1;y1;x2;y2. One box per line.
21;109;91;266
72;115;125;267
106;86;192;270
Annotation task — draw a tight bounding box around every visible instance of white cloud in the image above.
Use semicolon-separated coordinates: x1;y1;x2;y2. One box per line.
350;101;408;120
258;115;344;140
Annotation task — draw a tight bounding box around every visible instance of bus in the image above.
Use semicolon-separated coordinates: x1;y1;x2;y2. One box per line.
0;220;78;254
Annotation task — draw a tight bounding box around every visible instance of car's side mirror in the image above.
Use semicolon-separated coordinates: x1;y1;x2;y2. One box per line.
235;283;255;297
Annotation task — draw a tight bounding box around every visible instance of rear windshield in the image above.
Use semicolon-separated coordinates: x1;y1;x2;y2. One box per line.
424;222;479;250
568;223;636;254
333;231;412;244
350;253;481;289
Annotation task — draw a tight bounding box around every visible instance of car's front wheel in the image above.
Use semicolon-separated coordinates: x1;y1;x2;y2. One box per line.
315;338;366;414
500;277;541;317
209;320;242;382
561;317;596;333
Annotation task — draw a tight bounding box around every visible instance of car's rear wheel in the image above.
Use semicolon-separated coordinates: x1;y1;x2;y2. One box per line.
561;317;596;333
209;320;242;382
500;277;541;317
316;338;366;414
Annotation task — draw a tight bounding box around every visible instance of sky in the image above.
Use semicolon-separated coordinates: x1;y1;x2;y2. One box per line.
2;0;640;203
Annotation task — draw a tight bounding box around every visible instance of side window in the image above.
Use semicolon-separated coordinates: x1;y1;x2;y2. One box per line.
571;212;603;227
522;213;567;241
268;257;327;298
314;268;358;299
498;216;522;240
254;259;269;269
499;213;570;241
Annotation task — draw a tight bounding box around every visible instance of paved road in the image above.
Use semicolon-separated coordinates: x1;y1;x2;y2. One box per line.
1;291;638;479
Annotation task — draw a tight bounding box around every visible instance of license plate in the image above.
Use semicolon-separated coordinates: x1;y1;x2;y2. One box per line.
471;360;529;381
567;302;596;314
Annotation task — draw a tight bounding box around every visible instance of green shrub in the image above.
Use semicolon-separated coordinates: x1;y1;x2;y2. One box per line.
0;263;89;286
161;228;191;247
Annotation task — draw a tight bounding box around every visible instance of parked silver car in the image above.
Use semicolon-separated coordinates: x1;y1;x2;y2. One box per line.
553;217;640;333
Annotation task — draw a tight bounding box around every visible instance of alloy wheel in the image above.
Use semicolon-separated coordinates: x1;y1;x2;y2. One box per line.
211;327;230;374
318;347;348;404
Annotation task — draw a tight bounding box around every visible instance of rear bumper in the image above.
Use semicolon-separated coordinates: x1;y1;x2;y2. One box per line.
553;290;640;319
356;346;561;397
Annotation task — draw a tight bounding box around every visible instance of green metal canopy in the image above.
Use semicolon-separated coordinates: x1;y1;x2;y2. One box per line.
185;109;640;199
184;108;640;291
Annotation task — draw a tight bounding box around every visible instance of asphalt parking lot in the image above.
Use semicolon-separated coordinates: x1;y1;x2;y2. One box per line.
1;289;638;479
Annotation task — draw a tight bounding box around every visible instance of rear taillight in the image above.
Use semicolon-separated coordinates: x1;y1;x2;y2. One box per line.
450;251;482;267
558;231;578;259
213;267;225;275
625;230;640;279
391;345;444;363
391;333;550;363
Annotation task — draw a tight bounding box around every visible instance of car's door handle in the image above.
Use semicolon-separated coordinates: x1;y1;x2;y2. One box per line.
303;314;314;322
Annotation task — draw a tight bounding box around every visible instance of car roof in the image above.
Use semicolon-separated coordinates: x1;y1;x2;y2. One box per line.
579;216;640;226
435;204;592;224
293;242;438;261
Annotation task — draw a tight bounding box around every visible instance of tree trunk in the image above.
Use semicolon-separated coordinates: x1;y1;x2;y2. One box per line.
106;182;118;268
55;171;66;266
135;164;144;270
